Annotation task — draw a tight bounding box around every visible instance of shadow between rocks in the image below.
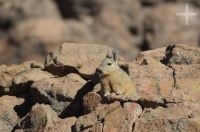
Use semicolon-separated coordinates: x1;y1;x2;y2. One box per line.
11;81;36;118
59;80;96;118
14;95;35;118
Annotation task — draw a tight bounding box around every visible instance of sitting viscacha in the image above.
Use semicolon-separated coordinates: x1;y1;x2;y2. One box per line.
97;50;138;101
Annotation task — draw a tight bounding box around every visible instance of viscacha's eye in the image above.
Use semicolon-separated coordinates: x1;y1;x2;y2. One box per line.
107;63;112;66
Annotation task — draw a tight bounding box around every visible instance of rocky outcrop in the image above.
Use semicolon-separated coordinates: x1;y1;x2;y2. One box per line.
130;44;200;104
0;43;200;132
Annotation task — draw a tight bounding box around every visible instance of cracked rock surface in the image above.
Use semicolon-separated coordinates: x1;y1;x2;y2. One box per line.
0;43;200;132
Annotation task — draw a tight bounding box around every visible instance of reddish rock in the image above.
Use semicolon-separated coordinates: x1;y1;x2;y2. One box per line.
130;44;200;104
102;102;142;132
83;92;101;114
133;105;200;132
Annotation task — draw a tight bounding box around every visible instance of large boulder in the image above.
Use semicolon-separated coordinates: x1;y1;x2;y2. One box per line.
130;44;200;104
44;43;113;78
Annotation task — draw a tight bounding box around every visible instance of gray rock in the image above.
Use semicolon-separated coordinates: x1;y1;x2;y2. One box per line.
31;73;86;116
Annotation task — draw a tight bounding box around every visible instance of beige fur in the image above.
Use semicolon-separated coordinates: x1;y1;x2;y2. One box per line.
97;55;137;100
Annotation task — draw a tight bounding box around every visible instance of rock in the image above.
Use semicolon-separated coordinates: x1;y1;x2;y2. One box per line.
13;69;53;85
44;43;113;78
74;112;99;132
31;73;86;116
9;18;94;63
105;102;142;131
0;0;60;29
133;105;200;132
0;61;43;95
65;117;77;132
18;104;76;132
83;92;101;114
165;44;200;65
92;83;101;93
102;102;142;132
0;96;24;132
129;51;173;103
74;101;142;132
129;44;200;105
143;3;200;49
11;68;53;95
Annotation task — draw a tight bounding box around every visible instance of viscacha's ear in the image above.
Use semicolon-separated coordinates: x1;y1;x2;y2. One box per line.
106;50;113;59
106;50;118;61
112;50;118;62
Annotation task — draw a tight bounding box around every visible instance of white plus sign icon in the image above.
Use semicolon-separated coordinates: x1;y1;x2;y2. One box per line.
176;3;198;25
